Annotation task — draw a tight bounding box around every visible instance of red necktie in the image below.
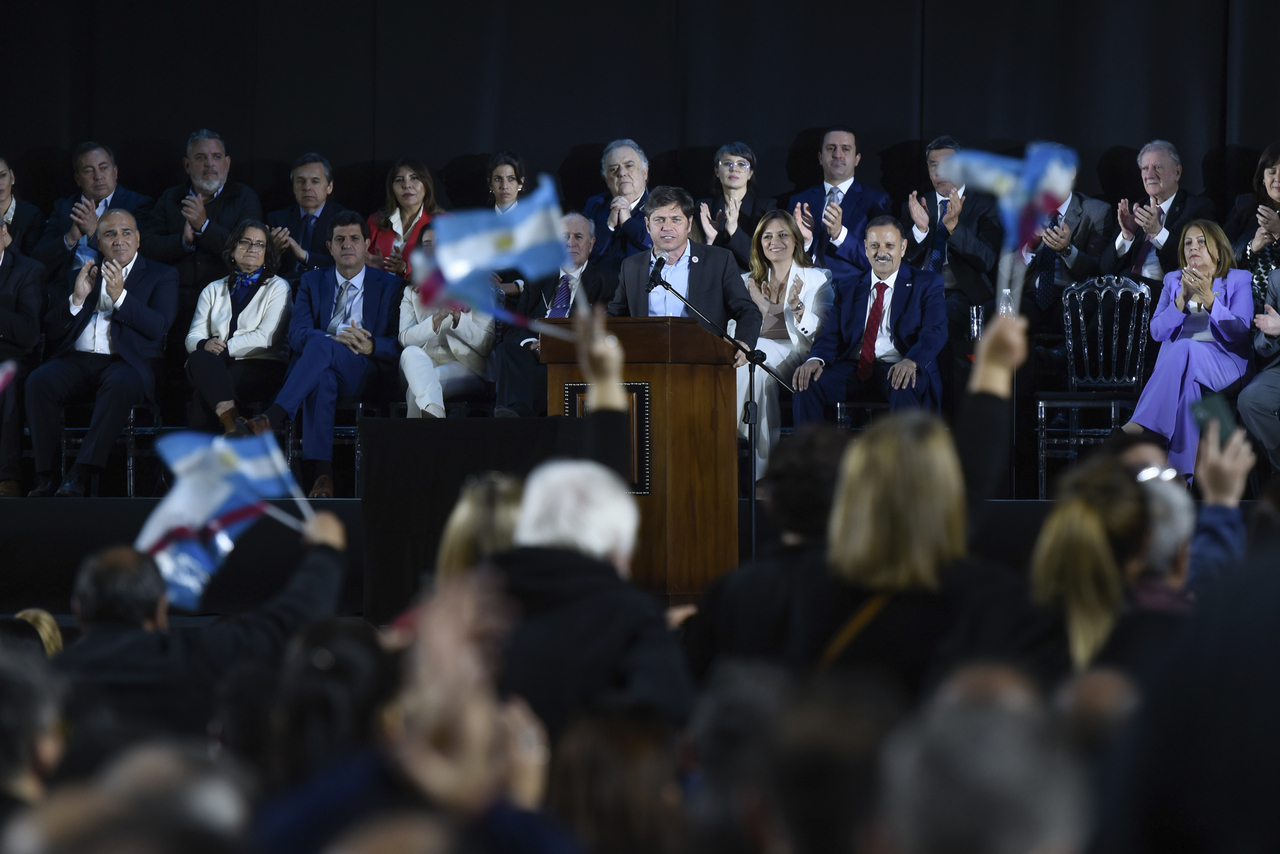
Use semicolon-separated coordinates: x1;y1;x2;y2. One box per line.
857;281;889;381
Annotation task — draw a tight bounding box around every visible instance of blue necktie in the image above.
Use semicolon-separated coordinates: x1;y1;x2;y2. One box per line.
929;198;949;272
298;214;316;262
1035;213;1061;311
547;275;572;318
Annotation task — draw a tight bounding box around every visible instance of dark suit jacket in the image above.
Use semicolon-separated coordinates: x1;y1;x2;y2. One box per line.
43;255;177;400
505;261;613;342
606;242;763;347
289;265;401;364
583;190;651;269
31;187;154;284
903;190;1002;305
55;546;344;736
1222;192;1278;259
788;180;890;282
1099;189;1216;283
809;263;947;405
144;181;264;296
1021;192;1114;290
696;191;775;271
7;198;43;257
0;250;45;363
267;201;350;284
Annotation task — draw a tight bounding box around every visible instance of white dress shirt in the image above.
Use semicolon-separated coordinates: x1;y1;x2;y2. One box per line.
1;197;14;226
71;254;136;355
1114;194;1175;280
327;266;367;337
389;207;423;252
646;246;692;318
864;268;902;362
520;260;587;346
912;186;967;244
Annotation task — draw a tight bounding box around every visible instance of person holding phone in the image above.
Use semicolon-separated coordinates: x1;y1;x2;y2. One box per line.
1119;220;1253;476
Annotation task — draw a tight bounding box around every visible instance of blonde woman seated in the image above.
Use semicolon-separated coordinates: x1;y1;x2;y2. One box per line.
737;210;832;479
184;221;291;435
398;282;495;418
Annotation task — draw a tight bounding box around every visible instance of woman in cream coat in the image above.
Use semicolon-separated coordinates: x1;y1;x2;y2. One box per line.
185;221;291;435
736;210;833;480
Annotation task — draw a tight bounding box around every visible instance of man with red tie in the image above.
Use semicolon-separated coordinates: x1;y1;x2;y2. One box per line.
791;216;947;422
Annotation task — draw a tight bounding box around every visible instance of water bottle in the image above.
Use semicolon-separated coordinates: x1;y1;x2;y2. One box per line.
998;288;1016;318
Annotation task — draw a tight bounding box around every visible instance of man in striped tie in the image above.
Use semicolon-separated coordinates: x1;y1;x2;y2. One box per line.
493;212;615;417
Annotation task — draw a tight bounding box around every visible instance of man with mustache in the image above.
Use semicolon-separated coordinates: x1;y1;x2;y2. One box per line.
583;139;652;277
267;153;348;288
791;217;946;423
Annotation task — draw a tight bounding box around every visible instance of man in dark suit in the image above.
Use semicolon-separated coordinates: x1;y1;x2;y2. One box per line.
31;142;153;286
267;153;348;289
792;216;947;422
55;511;347;737
1019;183;1115;332
244;211;401;498
25;210;178;497
0;220;46;496
582;139;652;276
607;185;762;360
493;212;614;417
1099;140;1215;297
788;126;891;283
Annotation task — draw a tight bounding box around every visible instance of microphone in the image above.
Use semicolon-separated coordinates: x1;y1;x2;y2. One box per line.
645;251;670;293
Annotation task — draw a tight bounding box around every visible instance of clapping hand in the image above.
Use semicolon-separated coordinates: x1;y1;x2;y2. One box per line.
723;196;741;235
1250;225;1276;255
68;198;99;243
1133;197;1163;237
1258;205;1280;239
1256;304;1280;337
1117;200;1139;240
72;260;98;306
792;202;814;246
699;203;721;245
906;191;930;232
102;259;126;303
821;199;843;240
941;190;964;232
181;192;208;231
787;274;805;320
1042;221;1072;253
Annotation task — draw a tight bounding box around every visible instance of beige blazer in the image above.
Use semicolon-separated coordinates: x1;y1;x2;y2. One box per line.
185;274;292;361
734;264;834;357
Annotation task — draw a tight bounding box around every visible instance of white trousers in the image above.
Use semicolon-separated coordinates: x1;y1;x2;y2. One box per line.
736;337;807;480
400;347;486;417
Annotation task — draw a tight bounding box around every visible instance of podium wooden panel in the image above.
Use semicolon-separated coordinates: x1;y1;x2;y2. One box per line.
541;317;738;602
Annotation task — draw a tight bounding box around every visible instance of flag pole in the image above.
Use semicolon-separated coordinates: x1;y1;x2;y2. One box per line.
259;501;305;532
264;434;316;521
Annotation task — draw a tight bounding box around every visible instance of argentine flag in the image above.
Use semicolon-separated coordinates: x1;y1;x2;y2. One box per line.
433;175;568;287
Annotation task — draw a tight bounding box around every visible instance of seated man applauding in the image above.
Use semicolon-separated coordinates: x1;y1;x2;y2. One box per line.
792;216;946;423
26;210;177;496
244;211;401;498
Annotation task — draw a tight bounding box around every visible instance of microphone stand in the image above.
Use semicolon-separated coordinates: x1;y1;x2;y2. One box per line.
648;274;795;562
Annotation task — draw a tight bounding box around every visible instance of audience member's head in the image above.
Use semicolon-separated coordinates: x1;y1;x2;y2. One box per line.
563;212;595;269
924;135;962;196
1137;140;1181;204
0;653;65;800
1178;219;1233;278
435;472;522;581
881;705;1090;854
72;546;167;631
644;186;695;258
185;129;230;196
1103;429;1169;473
222;219;280;278
416;218;436;255
760;425;850;542
0;619;48;659
381;159;442;226
601;140;649;202
547;710;684;854
327;210;371;274
513;460;640;577
1138;477;1195;587
930;663;1043;717
1052;668;1140;761
1032;456;1149;670
1251;141;1280;210
0;156;14;207
290;153;334;215
323;812;458;854
97;210;141;267
71;142;118;202
828;411;965;592
713;142;757;195
15;610;62;658
864;216;908;280
749;211;811;285
488;151;525;212
819;126;860;185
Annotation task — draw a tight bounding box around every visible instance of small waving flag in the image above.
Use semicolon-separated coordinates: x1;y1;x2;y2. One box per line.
0;361;16;396
134;432;303;610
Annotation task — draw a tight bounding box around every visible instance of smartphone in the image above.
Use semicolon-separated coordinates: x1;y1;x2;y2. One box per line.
1192;393;1235;449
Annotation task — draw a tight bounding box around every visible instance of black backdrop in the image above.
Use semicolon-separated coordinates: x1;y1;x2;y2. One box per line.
5;0;1274;230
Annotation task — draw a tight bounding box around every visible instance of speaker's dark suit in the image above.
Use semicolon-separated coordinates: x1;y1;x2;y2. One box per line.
792;263;947;422
266;202;349;287
0;250;46;481
584;190;651;276
1098;189;1215;291
275;265;401;461
607;242;762;347
493;262;613;416
696;191;776;272
26;255;177;474
7;198;43;257
788;180;890;283
31;187;154;284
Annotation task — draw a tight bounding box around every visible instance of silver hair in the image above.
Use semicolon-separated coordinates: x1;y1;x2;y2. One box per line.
513;460;639;562
186;128;227;159
1137;140;1181;168
1140;478;1196;578
882;707;1091;854
601;139;649;174
563;211;596;240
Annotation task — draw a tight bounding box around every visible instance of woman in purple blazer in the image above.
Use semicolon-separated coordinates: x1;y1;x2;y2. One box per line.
1122;220;1253;476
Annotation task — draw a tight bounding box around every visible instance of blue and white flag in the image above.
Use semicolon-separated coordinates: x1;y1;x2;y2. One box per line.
135;432;300;610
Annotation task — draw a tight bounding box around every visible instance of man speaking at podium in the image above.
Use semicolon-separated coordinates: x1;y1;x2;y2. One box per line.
607;186;761;365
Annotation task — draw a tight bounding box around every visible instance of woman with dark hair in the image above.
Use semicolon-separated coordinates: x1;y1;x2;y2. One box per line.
1223;141;1280;313
696;142;773;271
0;156;42;256
366;159;443;280
184;220;291;435
1120;220;1253;475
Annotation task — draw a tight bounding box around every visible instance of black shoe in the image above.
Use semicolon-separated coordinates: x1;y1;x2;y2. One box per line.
27;475;59;498
54;470;89;498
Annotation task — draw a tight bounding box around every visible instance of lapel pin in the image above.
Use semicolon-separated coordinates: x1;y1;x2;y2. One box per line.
691;256;699;263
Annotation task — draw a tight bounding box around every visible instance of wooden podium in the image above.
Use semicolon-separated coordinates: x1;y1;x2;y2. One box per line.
540;317;738;603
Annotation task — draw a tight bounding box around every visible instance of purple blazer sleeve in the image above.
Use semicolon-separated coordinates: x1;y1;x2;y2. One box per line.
1148;272;1185;342
1208;269;1254;345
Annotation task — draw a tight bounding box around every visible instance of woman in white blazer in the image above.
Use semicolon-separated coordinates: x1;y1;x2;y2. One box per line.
399;228;496;417
737;210;833;480
185;220;292;435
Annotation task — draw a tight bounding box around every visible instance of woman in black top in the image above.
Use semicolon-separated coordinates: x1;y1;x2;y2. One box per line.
1222;141;1280;313
696;142;774;271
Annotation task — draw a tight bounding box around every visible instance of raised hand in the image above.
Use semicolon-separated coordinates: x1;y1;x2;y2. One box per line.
68;198;99;243
723;196;741;235
270;226;292;253
1133;197;1163;237
1117;200;1138;241
72;260;98;306
699;202;720;245
609;195;632;227
370;247;387;271
181;192;208;230
1258;205;1280;240
102;259;126;303
1250;225;1276;255
907;191;930;231
792;202;814;246
1255;303;1280;336
1043;221;1072;252
941;190;964;232
822;199;843;240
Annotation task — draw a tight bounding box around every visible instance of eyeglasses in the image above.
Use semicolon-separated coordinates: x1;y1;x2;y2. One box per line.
237;239;267;251
718;160;752;171
1135;466;1180;483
